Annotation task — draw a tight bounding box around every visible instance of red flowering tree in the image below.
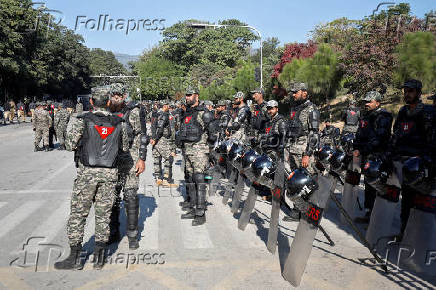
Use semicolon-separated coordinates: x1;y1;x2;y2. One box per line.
271;41;317;78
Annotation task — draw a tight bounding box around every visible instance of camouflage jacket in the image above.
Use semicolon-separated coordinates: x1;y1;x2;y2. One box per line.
33;108;52;129
54;108;70;128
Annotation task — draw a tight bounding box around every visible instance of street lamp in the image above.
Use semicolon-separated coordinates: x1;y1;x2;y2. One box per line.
187;22;263;89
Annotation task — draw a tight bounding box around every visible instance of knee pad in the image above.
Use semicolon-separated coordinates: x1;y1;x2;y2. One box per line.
193;173;206;185
123;189;138;203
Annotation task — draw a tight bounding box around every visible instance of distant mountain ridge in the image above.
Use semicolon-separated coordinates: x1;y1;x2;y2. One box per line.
114;53;139;70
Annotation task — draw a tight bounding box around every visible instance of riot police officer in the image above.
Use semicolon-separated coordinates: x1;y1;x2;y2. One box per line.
107;83;148;249
284;83;320;221
353;91;393;223
250;88;269;149
320;121;341;148
389;79;434;235
227;92;251;144
285;83;320;174
260;100;287;163
55;86;129;270
341;99;360;134
177;87;214;226
150;100;177;187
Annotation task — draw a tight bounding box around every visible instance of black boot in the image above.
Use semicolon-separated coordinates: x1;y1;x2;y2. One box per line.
108;197;121;245
34;145;41;152
54;244;83;270
181;181;196;218
58;144;66;150
93;242;107;270
181;210;196;219
124;191;139;250
128;237;139;250
192;173;207;226
192;215;206;226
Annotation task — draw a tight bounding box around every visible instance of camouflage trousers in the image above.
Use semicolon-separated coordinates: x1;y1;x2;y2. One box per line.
152;140;175;180
285;141;316;175
342;125;358;134
17;110;25;122
184;142;209;177
117;149;140;193
34;126;49;147
67;166;118;246
55;125;67;146
4;111;12;123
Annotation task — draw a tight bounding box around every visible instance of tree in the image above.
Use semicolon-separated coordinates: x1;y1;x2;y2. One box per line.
233;61;257;96
339;3;425;96
88;48;128;87
272;41;317;78
278;44;341;103
310;17;361;53
394;31;436;92
160;19;258;72
134;50;184;99
0;0;92;99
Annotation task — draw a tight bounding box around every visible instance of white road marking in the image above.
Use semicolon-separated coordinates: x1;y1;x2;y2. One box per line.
0;201;45;239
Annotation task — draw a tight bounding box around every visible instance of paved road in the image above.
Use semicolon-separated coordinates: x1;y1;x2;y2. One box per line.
0;123;435;289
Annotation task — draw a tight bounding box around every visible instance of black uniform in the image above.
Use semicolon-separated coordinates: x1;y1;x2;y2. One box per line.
320;124;341;148
390;102;435;233
251;101;269;145
354;107;393;212
342;106;361;134
260;113;287;162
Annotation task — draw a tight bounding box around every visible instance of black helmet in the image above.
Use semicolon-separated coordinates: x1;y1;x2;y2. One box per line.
402;156;427;186
223;139;235;155
252;154;276;179
228;143;245;161
362;156;390;185
285;168;318;200
215;140;227;154
329;149;347;170
316;145;335;164
241;149;260;168
341;133;355;152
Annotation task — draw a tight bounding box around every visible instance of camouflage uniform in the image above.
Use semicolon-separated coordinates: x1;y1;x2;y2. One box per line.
320;124;341;148
107;83;148;248
152;108;176;183
33;106;52;150
76;102;83;114
54;107;70;148
285;85;320;175
17;102;25;123
65;89;129;247
178;88;214;226
228;92;252;144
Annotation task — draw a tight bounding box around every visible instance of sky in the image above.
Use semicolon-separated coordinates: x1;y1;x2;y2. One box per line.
41;0;435;56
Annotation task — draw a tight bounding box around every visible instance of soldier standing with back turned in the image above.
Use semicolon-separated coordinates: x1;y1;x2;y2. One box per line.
107;83;148;249
54;86;129;270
